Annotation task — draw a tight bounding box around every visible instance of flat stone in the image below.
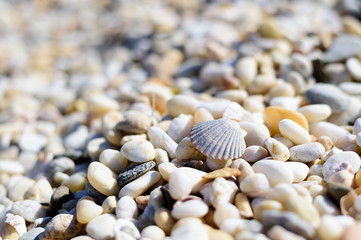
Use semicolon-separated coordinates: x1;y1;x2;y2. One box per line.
289;142;325;163
117;161;156;188
86;214;116;240
322;35;361;63
11;200;47;222
121;139;155;163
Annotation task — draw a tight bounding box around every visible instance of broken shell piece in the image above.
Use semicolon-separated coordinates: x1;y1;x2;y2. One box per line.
190;119;246;161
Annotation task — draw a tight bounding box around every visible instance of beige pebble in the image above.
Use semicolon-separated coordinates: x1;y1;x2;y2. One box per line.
239;121;270;147
166;95;200;117
158;162;177;181
86;214;117;240
6;175;35;201
335;134;361;154
24;178;53;204
154;208;175;235
234;192;253;218
175;137;206;162
200;177;238;208
310;121;350;144
298;104;332;123
193;108;214;124
99;149;128;173
118;171;160;199
213;202;240;227
205;225;234;240
266;183;298;204
231;158;254;182
342;222;361;240
266;81;295;100
202;168;241;180
328;170;354;187
322;151;361;180
154;148;169;167
268;225;306;240
248;75;276;94
76;196;103;224
317;215;355;240
62;173;87;193
116;110;151;134
241;146;268;163
242;95;265;113
285;194;320;227
279;119;311;145
239;173;271;196
171;199;209;219
316;136;333;151
121;139;155;163
215;90;248;103
346;57;361;81
274;135;294;148
120;134;147;146
265;138;290;161
102;196;117;214
87;94;119;116
87;137;115;160
101;111;123;146
116;195;138;219
206;157;232;170
148;126;177;159
235;56;257;87
253;199;284;221
87;162;120;196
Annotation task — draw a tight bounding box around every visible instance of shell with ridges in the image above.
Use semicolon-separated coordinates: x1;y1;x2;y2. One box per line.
190;118;246;161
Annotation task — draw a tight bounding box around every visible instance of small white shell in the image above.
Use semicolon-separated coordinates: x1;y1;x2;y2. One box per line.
190;118;246;160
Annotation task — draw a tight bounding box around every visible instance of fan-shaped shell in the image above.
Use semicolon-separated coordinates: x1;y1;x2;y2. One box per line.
190;118;246;161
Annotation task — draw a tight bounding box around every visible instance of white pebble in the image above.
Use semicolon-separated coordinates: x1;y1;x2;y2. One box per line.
264;138;290;161
310;121;350;144
114;219;141;239
346;57;361;81
116;196;138;219
213;202;240;227
200;177;238;208
285;162;309;182
239;173;271;196
353;118;361;135
11;200;46;222
241;146;268;163
298;104;332;123
0;160;25;175
86;214;116;240
279;119;311;145
148;126;177;159
252;160;294;186
121;139;155;163
168;114;193;143
118;171;161;198
141;225;166;240
171;199;209;219
158;162;177;181
289;142;325;163
100;149;128;173
322;151;361;180
87;162;120;196
19;133;47;152
166;95;200;117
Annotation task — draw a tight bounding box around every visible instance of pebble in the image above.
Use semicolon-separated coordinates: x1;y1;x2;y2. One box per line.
115;110;151;134
0;160;25;175
193;108;214;123
102;196;117;214
19;228;45;240
154;208;175;235
64;125;89;150
170;217;209;240
166;95;200;117
167;114;193;143
121;139;155;163
290;53;312;78
310;121;350;143
314;195;340;216
215;89;248;103
102;110;123;146
141;225;166;240
148;126;177;159
48;157;75;175
49;186;74;216
317;136;333;151
175;137;206;162
117;161;156;188
285;195;320;226
200;177;238;208
262;210;315;239
18;132;47;152
99;149;128;173
323;35;361;62
171;199;209;219
279;119;311;145
305;83;351;113
39;214;83;240
87;94;119;116
289;142;325;162
264;106;309;136
285;162;309;182
202;168;241;180
298;104;332;123
120;134;147;146
199;99;231;119
248;75;276;94
346;57;361;81
241;146;268;163
76;196;103;224
267;225;306;240
235;56;257;87
239;121;270;147
87;161;120;196
322;151;361;180
339;82;361;96
118;170;160;198
6;175;35;201
213;202;240;227
317;215;355;240
252;160;294;186
11;200;47;222
220;218;262;236
342;222;361;240
4;213;27;238
264;138;290;161
86;214;116;240
116;195;138;219
239;173;271;196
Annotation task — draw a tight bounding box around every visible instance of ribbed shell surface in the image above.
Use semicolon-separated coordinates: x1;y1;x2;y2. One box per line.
190;118;246;161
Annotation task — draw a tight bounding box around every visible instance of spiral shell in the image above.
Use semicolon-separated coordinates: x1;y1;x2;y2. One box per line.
190;118;246;161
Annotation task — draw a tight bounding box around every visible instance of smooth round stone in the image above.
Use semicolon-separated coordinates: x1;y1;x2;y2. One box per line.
171;199;209;219
141;225;165;240
99;149;128;173
264;138;290;161
289;142;325;163
220;218;262;237
166;95;200;117
290;53;312;78
87;162;120;196
266;81;295;100
193;108;214;123
310;121;350;143
286;71;305;94
248;75;276;95
48;157;75;175
264;106;308;136
235;56;257;87
118;171;160;198
346;57;361;81
168;114;193;143
19;227;45;240
76;197;103;224
305;84;351;113
87;137;116;160
322;35;361;62
116;196;138;219
199;99;231;119
200;177;238;208
252;160;294;186
6;175;35;201
241;146;268;163
314;195;340;216
269;96;302;111
114;218;140;239
116;110;151;134
285;195;320;226
215;89;248;103
285;162;309;182
19;133;47;152
239;173;271;196
39;214;83;240
342;222;361;240
102;196;117;214
155;208;175;235
322;151;361;180
298;104;332;123
339;82;361;95
0;160;25;175
239;121;270;147
171;218;209;240
175;137;206;162
11;200;46;222
279;119;311;145
121;139;155;163
148;126;177;159
87;94;119;115
213;202;240;227
60;173;86;194
86;214;116;240
158;162;177;181
318;215;355;240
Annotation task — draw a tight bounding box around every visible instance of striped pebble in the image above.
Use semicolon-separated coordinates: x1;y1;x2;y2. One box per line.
117;161;156;188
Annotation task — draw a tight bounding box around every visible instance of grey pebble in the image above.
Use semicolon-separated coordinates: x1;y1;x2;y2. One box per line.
262;210;315;239
117;161;156;188
305;83;351;113
19;227;45;240
322;35;361;63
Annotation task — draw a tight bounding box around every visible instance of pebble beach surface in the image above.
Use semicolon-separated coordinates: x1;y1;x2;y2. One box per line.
1;0;361;239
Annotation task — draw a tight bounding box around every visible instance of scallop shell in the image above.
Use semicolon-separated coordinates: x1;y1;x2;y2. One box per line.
190;118;246;161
